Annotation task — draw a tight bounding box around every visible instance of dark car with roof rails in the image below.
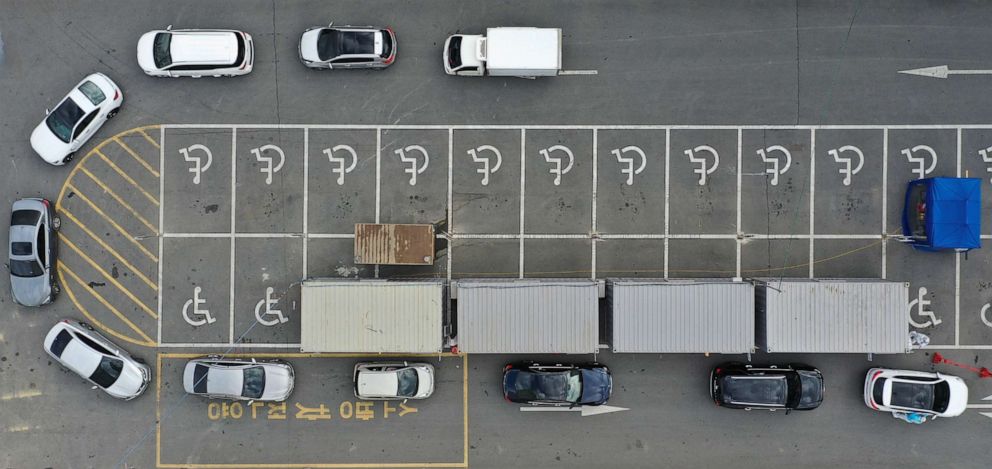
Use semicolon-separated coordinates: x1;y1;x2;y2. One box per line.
503;362;612;406
710;362;824;412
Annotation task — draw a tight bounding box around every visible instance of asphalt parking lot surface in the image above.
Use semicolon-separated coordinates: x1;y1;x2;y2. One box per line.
3;1;992;468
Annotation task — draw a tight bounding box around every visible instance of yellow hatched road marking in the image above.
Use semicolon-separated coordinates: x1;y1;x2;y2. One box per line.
113;137;160;177
59;208;158;290
78;165;158;234
67;184;158;262
59;264;155;344
137;128;160;149
96;150;159;206
59;267;154;348
60;234;157;319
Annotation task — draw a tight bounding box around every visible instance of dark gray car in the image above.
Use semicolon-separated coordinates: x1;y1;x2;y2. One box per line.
8;198;59;306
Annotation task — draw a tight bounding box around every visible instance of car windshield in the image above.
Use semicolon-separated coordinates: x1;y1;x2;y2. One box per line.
9;259;43;277
932;381;951;413
890;381;935;411
380;30;392;58
447;36;462;68
396;368;419;397
153;32;172;68
242;366;265;399
77;81;106;106
45;98;85;143
724;375;787;406
792;371;823;408
318;29;373;60
11;209;40;226
89;356;124;388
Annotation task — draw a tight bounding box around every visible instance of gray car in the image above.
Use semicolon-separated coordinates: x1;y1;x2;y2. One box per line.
8;198;59;306
298;24;396;69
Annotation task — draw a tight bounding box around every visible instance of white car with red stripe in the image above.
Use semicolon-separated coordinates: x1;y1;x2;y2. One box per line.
864;368;968;419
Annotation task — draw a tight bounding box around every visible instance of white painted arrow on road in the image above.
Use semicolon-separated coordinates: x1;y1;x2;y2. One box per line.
899;65;992;79
519;405;629;417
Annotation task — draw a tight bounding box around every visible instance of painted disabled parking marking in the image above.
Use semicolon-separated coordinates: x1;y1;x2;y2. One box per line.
394;144;430;185
467;144;503;186
610;145;647;186
250;144;286;185
254;286;289;326
756;145;792;186
827;145;865;186
323;144;358;185
901;144;938;179
683;144;719;185
181;286;216;327
981;303;992;329
908;286;943;329
539;144;575;185
978;146;992;184
179;144;213;185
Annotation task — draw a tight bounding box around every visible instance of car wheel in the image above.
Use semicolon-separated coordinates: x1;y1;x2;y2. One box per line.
62;153;75;164
51;283;61;295
52;216;61;231
107;107;120;119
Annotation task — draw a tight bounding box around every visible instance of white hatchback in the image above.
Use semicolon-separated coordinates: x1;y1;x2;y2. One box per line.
30;73;122;165
353;362;434;400
43;319;151;400
137;27;253;77
864;368;968;419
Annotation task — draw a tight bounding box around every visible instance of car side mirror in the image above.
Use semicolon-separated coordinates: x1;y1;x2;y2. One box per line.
403;361;409;366
45;108;50;115
247;400;255;406
251;358;257;363
166;24;173;31
328;21;334;27
402;398;408;404
785;408;792;415
2;263;8;272
91;385;99;390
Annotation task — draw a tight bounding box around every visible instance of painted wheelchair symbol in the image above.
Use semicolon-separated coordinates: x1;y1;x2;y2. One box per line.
254;286;289;327
908;286;942;329
182;286;216;327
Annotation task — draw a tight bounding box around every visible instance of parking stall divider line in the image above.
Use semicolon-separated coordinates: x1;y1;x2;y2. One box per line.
956;128;962;346
809;129;816;279
375;128;381;279
138;128;160;149
157;342;303;348
58;264;153;348
96;150;160;206
60;234;157;319
448;129;453;281
519;128;526;279
591;128;597;279
59;264;155;344
158;126;165;346
112;136;160;177
463;353;469;467
66;184;158;262
60;207;158;290
156;353;162;468
881;128;888;279
230;128;237;344
78;166;158;234
664;128;670;278
307;233;356;239
736;129;742;278
162;123;992;131
303;128;309;278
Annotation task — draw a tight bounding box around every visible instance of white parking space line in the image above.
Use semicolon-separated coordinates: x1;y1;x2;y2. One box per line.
157;342;302;348
591;129;598;279
447;129;453;282
158;126;165;346
303;128;309;278
163;124;992;130
664;128;670;278
375;128;381;279
881;128;888;279
519;129;526;279
736;129;742;278
956;129;961;346
809;129;816;279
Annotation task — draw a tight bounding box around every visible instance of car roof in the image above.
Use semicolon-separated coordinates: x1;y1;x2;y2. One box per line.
200;365;244;396
722;375;788;406
357;370;399;396
169;31;239;65
58;333;103;376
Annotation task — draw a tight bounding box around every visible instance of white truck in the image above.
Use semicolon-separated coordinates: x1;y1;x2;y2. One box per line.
443;27;562;77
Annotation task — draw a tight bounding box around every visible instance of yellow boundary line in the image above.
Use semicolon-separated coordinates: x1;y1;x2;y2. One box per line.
66;184;158;262
60;234;157;319
59;265;153;348
78;165;158;235
156;353;469;468
113;137;160;177
59;207;158;290
137;128;161;149
59;264;155;345
96;150;160;206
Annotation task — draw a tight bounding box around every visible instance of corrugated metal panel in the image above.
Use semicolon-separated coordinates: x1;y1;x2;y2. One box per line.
610;279;754;354
455;279;598;354
759;279;908;354
300;280;443;353
354;223;435;265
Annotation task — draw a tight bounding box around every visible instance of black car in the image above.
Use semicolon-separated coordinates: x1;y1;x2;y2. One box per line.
710;363;823;411
502;363;612;406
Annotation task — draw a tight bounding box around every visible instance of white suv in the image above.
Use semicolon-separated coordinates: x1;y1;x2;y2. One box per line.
137;27;253;77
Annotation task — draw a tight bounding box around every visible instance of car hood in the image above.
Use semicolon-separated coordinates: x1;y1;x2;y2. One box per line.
416;367;434;398
580;369;612;405
136;32;158;72
9;274;50;307
299;29;322;62
106;361;148;399
30;122;70;165
261;365;294;401
943;377;969;417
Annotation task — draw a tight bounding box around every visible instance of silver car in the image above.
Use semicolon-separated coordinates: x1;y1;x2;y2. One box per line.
8;198;59;306
43;319;151;400
183;357;295;402
298;24;396;69
353;362;434;400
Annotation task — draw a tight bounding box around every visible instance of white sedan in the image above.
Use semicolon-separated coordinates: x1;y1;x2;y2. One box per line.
353;362;434;400
30;73;122;165
183;357;294;402
43;319;151;400
864;368;968;419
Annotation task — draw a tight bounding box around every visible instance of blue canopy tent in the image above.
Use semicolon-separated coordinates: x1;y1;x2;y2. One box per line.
901;177;982;252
